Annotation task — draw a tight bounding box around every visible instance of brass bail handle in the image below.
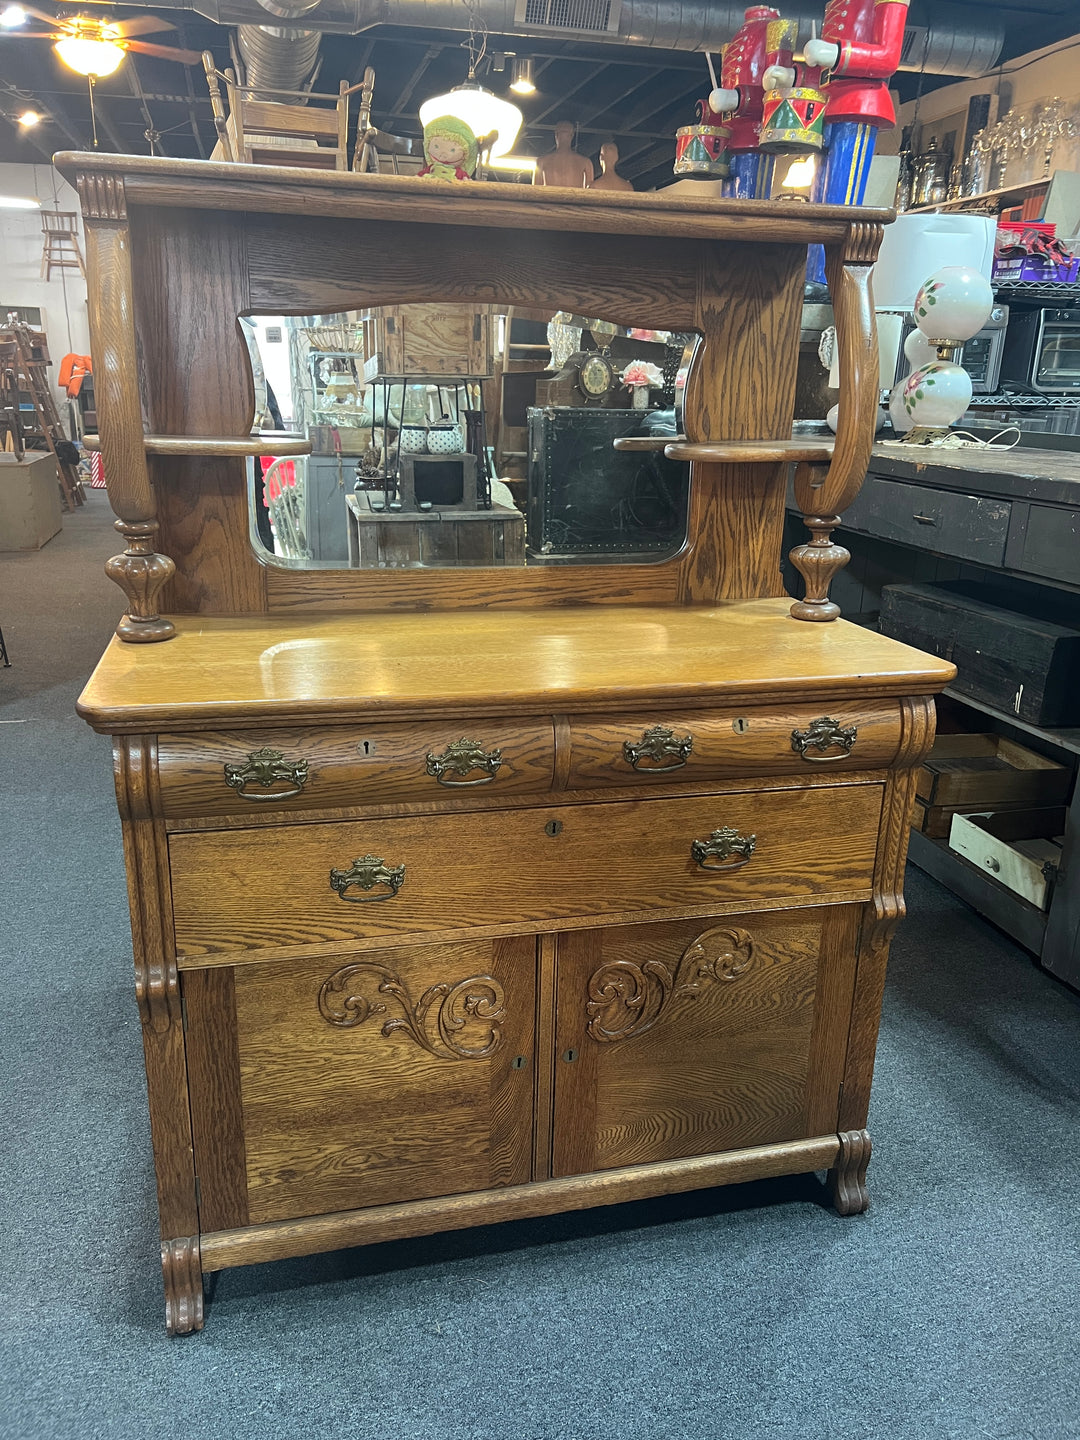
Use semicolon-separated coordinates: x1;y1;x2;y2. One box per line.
691;826;756;871
330;855;406;902
791;716;858;763
426;738;504;787
223;747;309;801
624;724;694;772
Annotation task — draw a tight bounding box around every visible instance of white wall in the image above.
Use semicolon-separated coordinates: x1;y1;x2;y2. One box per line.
899;33;1080;182
0;163;91;414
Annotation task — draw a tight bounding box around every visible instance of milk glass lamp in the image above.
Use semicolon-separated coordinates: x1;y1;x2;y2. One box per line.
889;265;994;434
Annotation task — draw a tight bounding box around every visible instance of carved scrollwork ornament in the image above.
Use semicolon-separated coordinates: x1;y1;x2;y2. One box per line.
223;746;309;800
318;961;506;1059
623;724;693;771
791;715;858;762
585;926;755;1043
425;738;503;786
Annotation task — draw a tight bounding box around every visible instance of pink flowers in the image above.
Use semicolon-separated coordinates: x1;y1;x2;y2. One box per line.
621;360;664;390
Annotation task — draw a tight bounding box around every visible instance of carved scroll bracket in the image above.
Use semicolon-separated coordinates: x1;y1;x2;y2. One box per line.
586;926;755;1044
318;961;506;1059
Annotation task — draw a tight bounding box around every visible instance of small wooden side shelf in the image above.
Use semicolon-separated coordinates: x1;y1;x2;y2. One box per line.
82;432;311;457
64;154;952;1336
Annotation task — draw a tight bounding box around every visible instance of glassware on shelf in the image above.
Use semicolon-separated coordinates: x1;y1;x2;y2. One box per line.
910;138;953;207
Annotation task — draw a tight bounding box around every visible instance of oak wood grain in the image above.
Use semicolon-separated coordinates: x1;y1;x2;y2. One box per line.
667;440;835;464
198;1132;843;1271
552;910;831;1178
76;603;957;734
168;786;884;957
230;937;534;1223
182;967;249;1232
155;717;556;818
82;433;310;457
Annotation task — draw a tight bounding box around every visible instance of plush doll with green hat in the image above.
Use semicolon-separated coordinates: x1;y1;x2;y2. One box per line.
418;115;479;181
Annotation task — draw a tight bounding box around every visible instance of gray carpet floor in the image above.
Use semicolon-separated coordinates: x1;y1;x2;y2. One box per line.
2;491;1079;1440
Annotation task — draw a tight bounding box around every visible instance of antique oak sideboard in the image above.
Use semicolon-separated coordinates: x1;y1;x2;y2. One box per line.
60;154;954;1335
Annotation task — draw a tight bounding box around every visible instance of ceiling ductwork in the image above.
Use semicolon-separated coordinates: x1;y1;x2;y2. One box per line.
236;0;323;95
171;0;1004;78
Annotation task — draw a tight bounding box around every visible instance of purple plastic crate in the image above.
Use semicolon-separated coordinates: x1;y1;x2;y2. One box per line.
992;253;1080;284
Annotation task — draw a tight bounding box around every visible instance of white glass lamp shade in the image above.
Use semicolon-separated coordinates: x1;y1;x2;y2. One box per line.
829;402;886;434
913;266;994;343
903;327;938;372
54;36;125;75
419;83;522;158
897;360;972;429
888;383;915;434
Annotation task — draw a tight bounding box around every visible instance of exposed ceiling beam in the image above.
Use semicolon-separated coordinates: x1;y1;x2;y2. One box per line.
530;63;607;124
387;43;443;119
126;57;167;157
179;20;208;158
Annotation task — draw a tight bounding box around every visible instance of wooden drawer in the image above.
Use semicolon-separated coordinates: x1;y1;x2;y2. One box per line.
566;704;901;788
156;718;556;817
169;785;883;957
842;475;1011;565
949;807;1066;911
916;734;1070;809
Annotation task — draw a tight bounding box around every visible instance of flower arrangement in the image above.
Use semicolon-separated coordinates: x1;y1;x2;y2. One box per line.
620;360;664;390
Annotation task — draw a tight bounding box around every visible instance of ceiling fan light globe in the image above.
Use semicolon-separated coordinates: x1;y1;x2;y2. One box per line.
54;36;125;77
0;6;28;29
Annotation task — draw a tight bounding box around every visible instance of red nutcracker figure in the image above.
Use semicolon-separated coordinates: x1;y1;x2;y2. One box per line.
705;6;797;197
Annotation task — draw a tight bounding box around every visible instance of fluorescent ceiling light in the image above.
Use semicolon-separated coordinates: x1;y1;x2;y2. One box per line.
0;195;41;208
0;6;28;28
419;82;522;159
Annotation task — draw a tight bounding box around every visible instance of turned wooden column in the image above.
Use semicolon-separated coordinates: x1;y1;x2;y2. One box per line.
77;171;175;642
790;221;884;622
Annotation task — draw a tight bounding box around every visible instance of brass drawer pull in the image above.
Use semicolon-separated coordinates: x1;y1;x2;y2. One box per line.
691;826;756;871
330;854;406;902
791;716;858;763
223;747;309;801
624;724;693;772
426;738;503;787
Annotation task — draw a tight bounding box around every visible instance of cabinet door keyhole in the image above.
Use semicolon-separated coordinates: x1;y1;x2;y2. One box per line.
511;1055;527;1069
732;717;750;734
562;1048;578;1063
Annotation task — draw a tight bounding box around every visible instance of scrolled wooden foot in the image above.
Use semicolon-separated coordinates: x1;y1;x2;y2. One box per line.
827;1128;872;1215
104;520;176;643
789;515;850;623
161;1235;205;1335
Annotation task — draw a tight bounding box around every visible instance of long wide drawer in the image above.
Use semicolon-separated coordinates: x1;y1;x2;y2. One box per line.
156;718;556;817
169;785;884;957
567;703;901;789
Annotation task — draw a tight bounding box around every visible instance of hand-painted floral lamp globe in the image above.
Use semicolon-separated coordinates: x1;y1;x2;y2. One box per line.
890;266;994;436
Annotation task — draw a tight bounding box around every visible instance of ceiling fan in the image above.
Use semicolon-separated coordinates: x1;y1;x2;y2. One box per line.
1;6;202;149
2;6;202;73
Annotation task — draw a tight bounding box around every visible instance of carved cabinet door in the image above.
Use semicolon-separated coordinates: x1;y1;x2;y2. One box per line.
549;907;861;1179
182;936;536;1231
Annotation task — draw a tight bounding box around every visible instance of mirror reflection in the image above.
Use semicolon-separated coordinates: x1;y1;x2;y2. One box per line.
244;307;698;570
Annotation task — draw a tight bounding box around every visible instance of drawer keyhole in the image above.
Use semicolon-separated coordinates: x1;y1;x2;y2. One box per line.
511;1055;527;1069
562;1048;578;1063
358;740;376;757
732;717;750;735
545;820;563;837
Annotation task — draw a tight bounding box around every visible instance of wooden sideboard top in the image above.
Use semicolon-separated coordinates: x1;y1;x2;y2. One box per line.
77;600;955;732
870;443;1080;506
54;152;892;244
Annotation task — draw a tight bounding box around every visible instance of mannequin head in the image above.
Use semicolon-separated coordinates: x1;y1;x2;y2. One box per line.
599;141;619;173
554;120;574;150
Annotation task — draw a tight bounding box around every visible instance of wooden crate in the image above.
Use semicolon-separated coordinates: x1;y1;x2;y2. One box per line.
880;579;1080;727
916;734;1070;809
912;795;1037;840
362;305;494;380
949;807;1066;910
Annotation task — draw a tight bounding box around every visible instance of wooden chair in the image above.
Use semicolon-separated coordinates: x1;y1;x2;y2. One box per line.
203;54;366;171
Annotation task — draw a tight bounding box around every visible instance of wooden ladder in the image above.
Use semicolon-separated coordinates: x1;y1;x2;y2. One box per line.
7;324;84;510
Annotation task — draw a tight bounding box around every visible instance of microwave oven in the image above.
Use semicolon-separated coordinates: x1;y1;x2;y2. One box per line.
999;306;1080;394
894;305;1009;394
